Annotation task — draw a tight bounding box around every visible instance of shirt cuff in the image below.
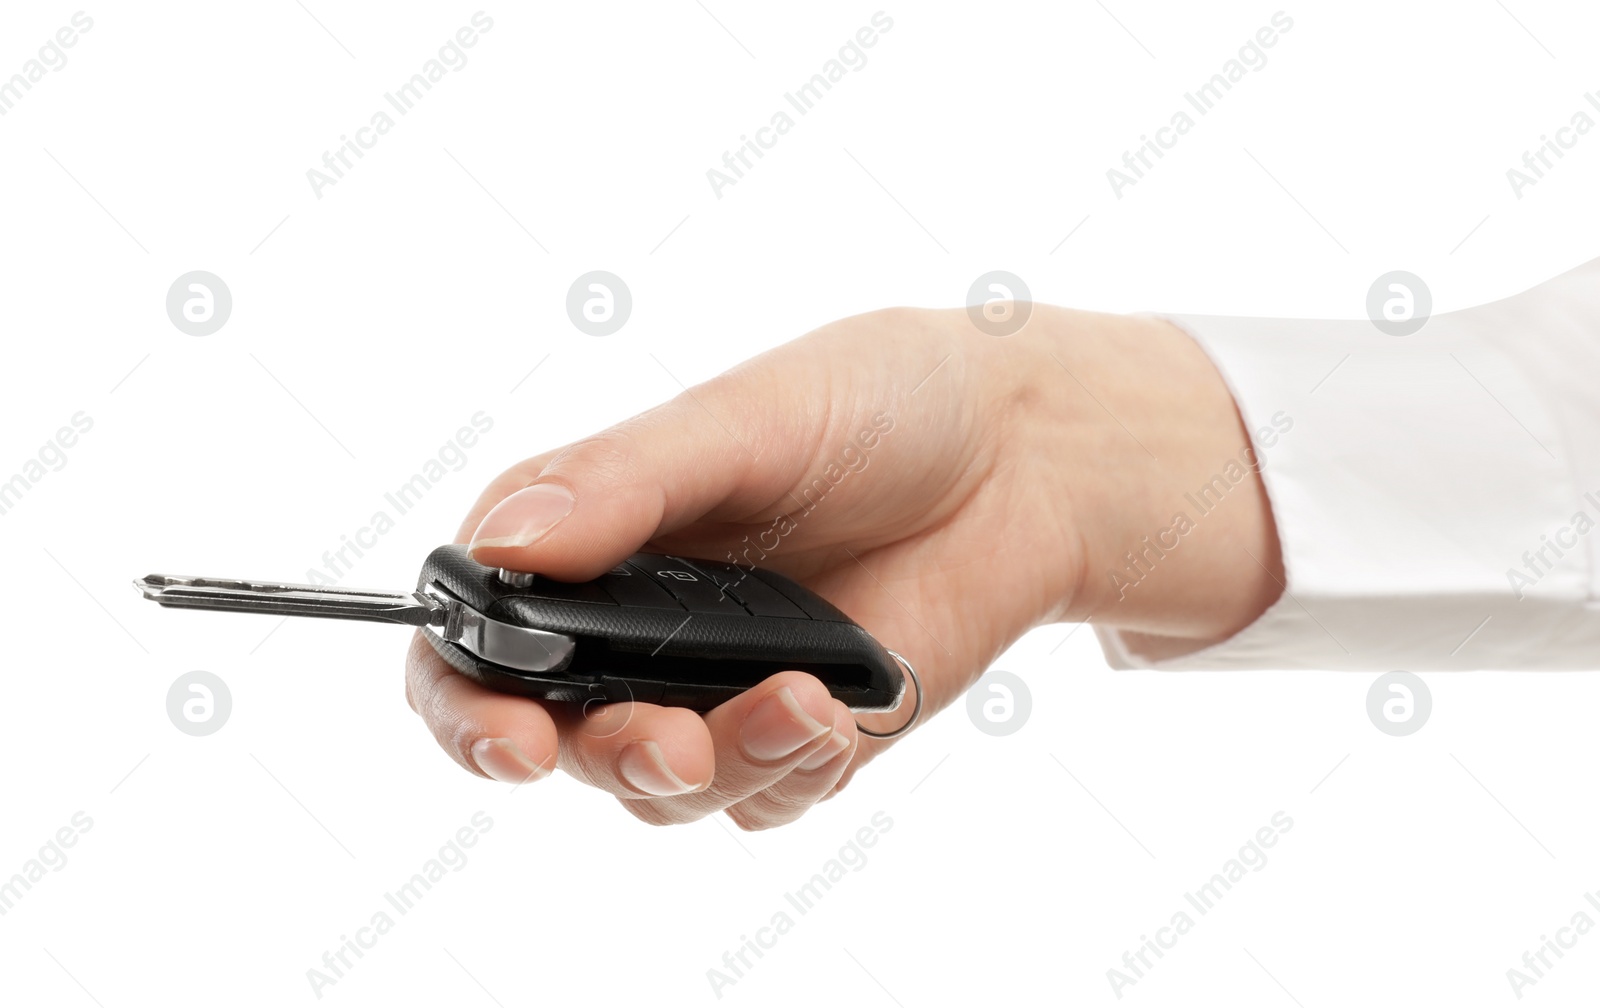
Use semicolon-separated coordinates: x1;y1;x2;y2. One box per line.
1096;269;1600;671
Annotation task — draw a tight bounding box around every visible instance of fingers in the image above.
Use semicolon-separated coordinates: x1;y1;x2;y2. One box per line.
465;393;813;581
404;635;561;785
408;648;857;830
553;701;716;798
406;632;719;795
620;671;849;828
723;699;857;831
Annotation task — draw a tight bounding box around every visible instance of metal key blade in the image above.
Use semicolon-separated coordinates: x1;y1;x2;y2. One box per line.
134;574;444;627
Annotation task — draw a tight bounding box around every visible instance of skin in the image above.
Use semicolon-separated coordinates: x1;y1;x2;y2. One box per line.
403;305;1284;829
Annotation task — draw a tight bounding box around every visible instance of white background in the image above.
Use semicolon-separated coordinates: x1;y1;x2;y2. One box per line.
1;1;1597;1005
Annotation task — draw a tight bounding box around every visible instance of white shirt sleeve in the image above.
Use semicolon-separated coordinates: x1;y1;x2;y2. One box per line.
1096;258;1600;671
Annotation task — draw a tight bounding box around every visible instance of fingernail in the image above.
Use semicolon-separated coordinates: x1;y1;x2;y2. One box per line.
470;483;576;552
471;737;550;785
618;740;701;796
798;731;850;771
741;686;832;762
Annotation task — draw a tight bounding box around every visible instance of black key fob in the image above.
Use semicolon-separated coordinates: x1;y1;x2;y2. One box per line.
417;545;906;712
138;545;912;721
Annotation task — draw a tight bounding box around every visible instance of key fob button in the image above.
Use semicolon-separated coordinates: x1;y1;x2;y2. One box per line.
509;576;616;606
674;557;810;619
625;556;748;615
595;565;684;610
750;568;850;622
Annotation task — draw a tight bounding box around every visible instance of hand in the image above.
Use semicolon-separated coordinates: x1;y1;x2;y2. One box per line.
404;305;1283;828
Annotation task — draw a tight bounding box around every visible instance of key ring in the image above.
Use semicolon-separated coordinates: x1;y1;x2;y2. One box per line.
856;650;922;740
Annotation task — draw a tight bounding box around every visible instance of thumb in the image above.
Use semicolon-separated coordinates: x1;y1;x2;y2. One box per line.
466;393;803;580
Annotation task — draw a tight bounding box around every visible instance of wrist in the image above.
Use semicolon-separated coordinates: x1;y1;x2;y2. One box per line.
1015;309;1284;643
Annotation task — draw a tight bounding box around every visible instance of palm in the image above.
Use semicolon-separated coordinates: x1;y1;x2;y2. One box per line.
623;317;1071;757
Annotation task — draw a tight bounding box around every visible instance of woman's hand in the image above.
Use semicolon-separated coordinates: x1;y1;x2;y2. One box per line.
404;305;1283;828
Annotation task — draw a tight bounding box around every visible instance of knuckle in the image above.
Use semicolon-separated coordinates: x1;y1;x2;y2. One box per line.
414;687;480;768
555;428;644;483
442;719;482;770
863;304;923;329
725;806;775;832
728;791;812;831
620;798;702;828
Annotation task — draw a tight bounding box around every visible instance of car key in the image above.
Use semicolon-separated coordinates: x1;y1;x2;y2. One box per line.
136;544;920;737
